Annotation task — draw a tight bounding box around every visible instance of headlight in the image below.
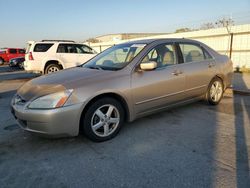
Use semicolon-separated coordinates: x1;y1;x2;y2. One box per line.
28;89;73;109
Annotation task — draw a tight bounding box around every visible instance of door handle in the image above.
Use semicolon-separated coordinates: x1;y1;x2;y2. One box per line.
172;70;183;76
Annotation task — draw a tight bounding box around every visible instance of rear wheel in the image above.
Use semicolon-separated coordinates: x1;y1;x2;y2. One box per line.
44;64;61;74
0;58;4;65
82;97;125;142
206;77;224;105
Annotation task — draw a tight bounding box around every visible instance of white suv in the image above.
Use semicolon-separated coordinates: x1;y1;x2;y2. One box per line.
24;40;97;74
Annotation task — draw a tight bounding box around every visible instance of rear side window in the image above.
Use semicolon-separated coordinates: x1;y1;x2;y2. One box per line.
57;44;77;53
179;43;205;63
34;43;53;52
18;49;25;54
9;49;17;54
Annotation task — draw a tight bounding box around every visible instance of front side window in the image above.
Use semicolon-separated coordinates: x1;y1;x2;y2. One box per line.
34;43;53;52
75;44;95;54
9;49;17;54
141;43;176;68
83;43;146;71
179;43;206;63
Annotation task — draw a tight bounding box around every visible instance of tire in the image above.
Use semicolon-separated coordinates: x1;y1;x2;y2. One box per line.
18;62;24;69
82;97;125;142
44;63;61;74
206;77;224;105
0;58;4;65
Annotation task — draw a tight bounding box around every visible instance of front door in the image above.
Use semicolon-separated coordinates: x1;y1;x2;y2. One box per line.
131;43;186;115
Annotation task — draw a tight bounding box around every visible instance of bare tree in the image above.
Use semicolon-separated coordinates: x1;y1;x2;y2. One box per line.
200;22;215;30
215;18;234;28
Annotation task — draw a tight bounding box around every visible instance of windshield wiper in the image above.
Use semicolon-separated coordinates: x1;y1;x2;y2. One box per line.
87;65;103;70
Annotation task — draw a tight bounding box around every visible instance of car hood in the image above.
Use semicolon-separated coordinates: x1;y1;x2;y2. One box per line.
17;67;120;101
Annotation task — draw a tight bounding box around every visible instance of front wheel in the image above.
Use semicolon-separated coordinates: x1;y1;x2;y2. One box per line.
206;77;224;105
82;97;125;142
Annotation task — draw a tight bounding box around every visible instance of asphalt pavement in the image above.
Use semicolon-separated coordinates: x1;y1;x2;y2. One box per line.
0;65;250;188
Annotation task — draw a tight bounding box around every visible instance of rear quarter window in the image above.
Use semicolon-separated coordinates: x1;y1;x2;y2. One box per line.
34;43;53;52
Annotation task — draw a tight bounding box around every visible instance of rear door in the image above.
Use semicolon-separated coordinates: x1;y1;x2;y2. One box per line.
177;42;216;98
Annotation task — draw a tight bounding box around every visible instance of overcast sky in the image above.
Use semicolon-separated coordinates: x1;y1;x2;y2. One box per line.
0;0;249;47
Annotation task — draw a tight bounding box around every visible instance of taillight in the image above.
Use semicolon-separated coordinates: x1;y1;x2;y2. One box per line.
29;52;34;60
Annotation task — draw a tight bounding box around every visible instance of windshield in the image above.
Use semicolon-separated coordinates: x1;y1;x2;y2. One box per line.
83;43;146;70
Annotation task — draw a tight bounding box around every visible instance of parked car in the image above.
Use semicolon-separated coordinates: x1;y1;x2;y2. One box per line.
24;40;97;74
0;48;25;65
9;57;25;69
11;38;233;142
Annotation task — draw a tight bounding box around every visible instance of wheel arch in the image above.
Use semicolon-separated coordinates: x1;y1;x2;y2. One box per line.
43;59;64;74
79;92;130;132
214;74;225;89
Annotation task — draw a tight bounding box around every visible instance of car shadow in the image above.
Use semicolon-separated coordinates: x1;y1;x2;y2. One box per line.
0;65;38;81
233;73;250;187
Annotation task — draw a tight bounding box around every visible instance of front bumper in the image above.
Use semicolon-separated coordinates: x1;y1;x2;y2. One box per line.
11;102;83;137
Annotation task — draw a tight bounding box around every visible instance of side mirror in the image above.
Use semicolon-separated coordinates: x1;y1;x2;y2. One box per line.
140;61;157;71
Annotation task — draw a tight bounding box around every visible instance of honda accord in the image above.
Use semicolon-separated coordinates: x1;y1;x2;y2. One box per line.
11;39;233;142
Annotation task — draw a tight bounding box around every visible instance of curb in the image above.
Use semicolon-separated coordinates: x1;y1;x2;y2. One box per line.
233;89;250;96
226;88;250;96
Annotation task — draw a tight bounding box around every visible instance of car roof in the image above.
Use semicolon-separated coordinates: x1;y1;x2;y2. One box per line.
125;38;200;45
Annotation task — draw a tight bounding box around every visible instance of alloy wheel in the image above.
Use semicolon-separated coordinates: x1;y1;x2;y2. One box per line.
209;81;223;102
91;104;120;137
48;66;60;73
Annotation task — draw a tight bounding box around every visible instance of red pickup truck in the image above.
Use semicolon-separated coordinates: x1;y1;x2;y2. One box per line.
0;48;25;65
